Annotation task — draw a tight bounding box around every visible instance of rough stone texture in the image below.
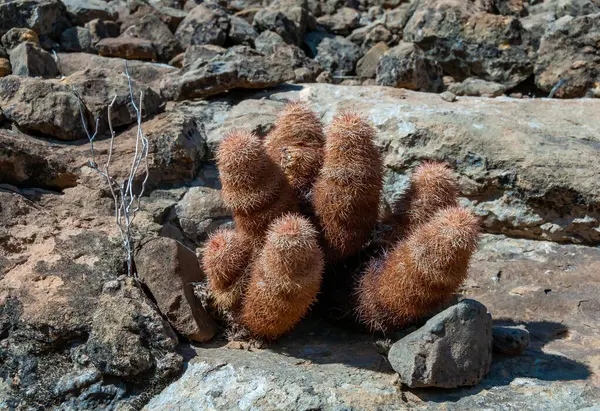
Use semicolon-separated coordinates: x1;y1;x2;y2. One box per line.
174;4;230;49
0;0;69;38
8;42;58;78
60;26;93;52
493;326;530;355
181;44;226;71
404;1;532;88
356;41;388;79
85;18;119;45
254;30;286;54
1;27;39;50
228;15;258;45
376;42;443;92
96;37;156;60
174;186;231;245
160;46;294;101
136;13;181;62
535;14;600;98
252;0;312;46
556;0;600;17
448;77;508;97
61;0;117;26
316;7;360;36
0;57;10;77
203;84;600;245
495;0;527;16
145;233;600;409
136;237;216;342
0;75;91;140
388;299;493;388
440;90;457;102
315;35;362;76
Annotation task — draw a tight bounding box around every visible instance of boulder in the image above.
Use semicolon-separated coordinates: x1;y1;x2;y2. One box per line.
315;36;361;76
96;37;156;60
492;325;530;355
376;42;443;92
228;15;259;45
60;27;93;52
253;0;313;46
1;28;39;50
316;7;360;36
0;0;69;38
0;75;90;140
61;0;117;25
181;44;226;71
174;186;231;244
8;42;58;78
254;30;286;54
85;18;120;45
120;4;187;35
535;14;600;98
403;0;532;88
160;46;294;101
174;4;230;49
272;43;322;82
388;299;493;388
361;24;393;52
356;41;388;79
136;237;216;342
448;77;507;97
135;13;181;62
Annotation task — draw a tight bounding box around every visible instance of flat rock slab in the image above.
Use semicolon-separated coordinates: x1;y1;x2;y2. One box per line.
145;234;600;410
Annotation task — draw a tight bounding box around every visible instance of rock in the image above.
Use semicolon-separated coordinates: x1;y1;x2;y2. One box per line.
182;44;226;71
174;186;230;244
96;36;156;60
556;0;600;17
376;42;443;92
60;27;93;52
160;46;294;101
1;28;40;50
85;18;119;45
316;69;331;83
315;36;361;76
61;0;117;25
448;77;507;97
494;0;526;16
136;13;181;62
0;57;10;76
535;14;600;98
86;277;182;377
388;299;493;388
361;23;393;52
272;43;322;82
403;0;532;88
253;0;312;46
0;76;90;140
440;90;456;102
228;15;258;45
175;4;230;49
0;0;69;38
356;41;388;79
384;2;412;34
136;237;216;342
62;68;165;131
493;325;530;355
316;7;360;36
9;42;58;78
254;30;286;54
56;52;176;94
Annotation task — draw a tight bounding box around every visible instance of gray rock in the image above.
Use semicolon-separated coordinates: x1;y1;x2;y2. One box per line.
356;41;388;79
86;277;182;377
0;0;69;38
1;27;40;50
182;44;227;71
160;46;294;101
61;0;117;25
136;237;216;342
253;0;312;46
316;7;360;36
228;15;258;45
272;43;322;82
440;90;457;102
388;299;493;388
556;0;600;17
254;30;286;54
136;13;181;62
175;4;230;49
315;36;361;76
493;325;530;355
175;186;231;244
361;23;393;52
448;77;507;97
376;42;443;92
96;36;156;60
9;42;58;78
60;27;93;52
85;18;119;45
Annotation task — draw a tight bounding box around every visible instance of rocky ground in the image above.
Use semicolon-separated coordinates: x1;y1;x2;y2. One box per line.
1;0;600;410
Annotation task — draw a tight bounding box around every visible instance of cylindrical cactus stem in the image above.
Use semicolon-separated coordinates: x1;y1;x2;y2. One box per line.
387;161;459;243
264;101;325;201
356;206;480;332
312;110;383;260
201;228;254;311
216;129;298;245
240;214;324;340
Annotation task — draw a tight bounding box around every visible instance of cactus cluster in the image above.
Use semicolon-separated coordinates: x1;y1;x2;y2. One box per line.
202;102;480;340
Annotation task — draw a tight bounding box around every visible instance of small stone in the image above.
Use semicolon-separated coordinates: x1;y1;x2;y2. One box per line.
388;299;493;388
492;325;530;355
96;37;156;60
0;57;10;76
448;77;507;97
440;91;457;102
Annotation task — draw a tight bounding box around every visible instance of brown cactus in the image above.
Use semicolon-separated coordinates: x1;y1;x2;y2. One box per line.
264;101;325;200
216;129;298;246
312;110;383;260
240;214;324;339
356;206;480;332
201;228;254;311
